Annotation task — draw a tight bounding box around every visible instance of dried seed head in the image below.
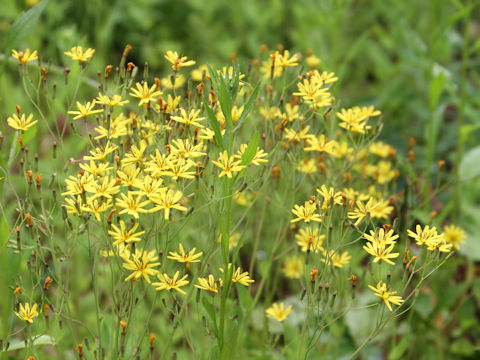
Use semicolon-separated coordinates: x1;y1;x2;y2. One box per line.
150;333;156;350
120;320;127;334
104;65;113;79
123;44;132;57
43;276;53;290
438;160;445;170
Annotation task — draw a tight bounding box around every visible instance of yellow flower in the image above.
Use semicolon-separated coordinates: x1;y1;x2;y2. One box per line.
347;198;378;226
171;108;205;128
198;128;215;141
121;141;147;166
15;302;39;323
282;255;304;279
212;150;246;178
12;49;38;64
291;200;322;223
108;220;145;245
171;140;205;161
353;105;381;118
284;126;311;143
293;78;332;108
145;150;173;178
164;51;196;71
122;249;160;283
306;54;321;68
363;229;400;265
234;144;269;166
369;141;395;158
116;193;151;219
266;302;292;322
337;108;370;134
96;93;129;108
79;161;112;176
85;176;119;200
370;199;394;220
132;175;164;200
7;112;38;131
64;46;95;62
161;74;186;90
321;250;351;268
167;243;203;264
150;188;187;220
94;114;129;140
442;225;466;250
277;50;299;67
117;164;141;187
195;275;219;293
84;141;118;161
81;198;112;221
68;100;103;120
129;82;162;106
407;225;442;248
296;158;318;174
296;227;325;253
316;185;343;210
371;161;398;185
369;281;404;312
220;264;255;286
152;271;189;294
305;134;335;153
190;65;209;82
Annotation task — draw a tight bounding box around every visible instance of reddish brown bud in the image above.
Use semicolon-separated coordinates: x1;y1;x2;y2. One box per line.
123;44;132;57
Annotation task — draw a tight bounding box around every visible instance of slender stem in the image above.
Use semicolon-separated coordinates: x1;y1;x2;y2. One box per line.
453;0;472;220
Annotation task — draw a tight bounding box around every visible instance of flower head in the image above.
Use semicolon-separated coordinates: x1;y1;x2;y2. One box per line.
122;249;160;283
321;250;351;268
220;264;254;286
212;151;246;178
266;302;292;322
7;112;38;131
68;101;103;120
282;255;304;279
15;303;39;323
152;271;189;294
195;275;219;293
108;220;145;245
291;200;322;223
167;243;203;264
130;82;162;107
150;189;187;220
12;49;38;64
64;46;95;62
369;281;404;312
442;225;466;250
164;51;196;71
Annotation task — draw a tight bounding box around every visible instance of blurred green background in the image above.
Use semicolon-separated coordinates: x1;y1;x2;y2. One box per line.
1;0;480;357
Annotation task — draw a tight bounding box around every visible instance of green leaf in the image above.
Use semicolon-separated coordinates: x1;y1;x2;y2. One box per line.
239;131;260;169
202;296;219;337
234;81;261;133
1;0;49;76
429;67;446;111
458;231;480;261
203;98;225;151
7;334;56;351
389;335;409;360
460;145;480;180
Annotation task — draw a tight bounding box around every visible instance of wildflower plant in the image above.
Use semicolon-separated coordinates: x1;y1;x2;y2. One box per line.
0;42;468;359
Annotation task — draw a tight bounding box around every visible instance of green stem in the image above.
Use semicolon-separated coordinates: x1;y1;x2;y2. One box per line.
453;0;472;220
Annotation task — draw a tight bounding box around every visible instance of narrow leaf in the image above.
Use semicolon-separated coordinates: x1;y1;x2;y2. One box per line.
234;82;261;133
203;97;225;151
